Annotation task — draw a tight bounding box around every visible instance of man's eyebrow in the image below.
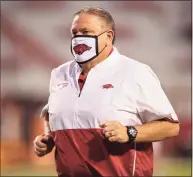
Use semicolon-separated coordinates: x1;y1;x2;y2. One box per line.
71;27;95;34
79;28;94;32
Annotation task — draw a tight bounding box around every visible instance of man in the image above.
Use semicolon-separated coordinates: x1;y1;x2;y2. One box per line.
33;7;180;177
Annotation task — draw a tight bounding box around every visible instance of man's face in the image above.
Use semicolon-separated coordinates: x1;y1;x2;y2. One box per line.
71;13;111;52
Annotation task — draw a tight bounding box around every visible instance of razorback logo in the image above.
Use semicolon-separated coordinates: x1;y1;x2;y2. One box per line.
103;84;114;89
73;44;92;55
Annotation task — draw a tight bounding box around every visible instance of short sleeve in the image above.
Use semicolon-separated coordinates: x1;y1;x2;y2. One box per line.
49;68;57;94
135;65;179;123
40;69;56;118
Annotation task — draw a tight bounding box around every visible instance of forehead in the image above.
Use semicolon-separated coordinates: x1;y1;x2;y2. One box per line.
71;13;105;31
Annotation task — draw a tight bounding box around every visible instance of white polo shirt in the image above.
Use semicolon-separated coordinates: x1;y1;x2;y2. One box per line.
42;47;178;177
45;47;178;131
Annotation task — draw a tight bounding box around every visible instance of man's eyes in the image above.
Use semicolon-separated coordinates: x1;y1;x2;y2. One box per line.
71;30;93;36
82;31;89;34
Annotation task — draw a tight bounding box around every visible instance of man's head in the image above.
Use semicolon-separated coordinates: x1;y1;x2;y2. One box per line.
71;7;116;64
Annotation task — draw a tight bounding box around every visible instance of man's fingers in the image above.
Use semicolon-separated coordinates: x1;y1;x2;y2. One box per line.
42;135;49;142
100;121;126;143
35;139;47;148
105;131;111;138
104;131;116;138
103;125;117;133
34;143;47;152
36;140;47;148
108;136;119;142
33;135;52;157
99;120;108;128
34;149;46;157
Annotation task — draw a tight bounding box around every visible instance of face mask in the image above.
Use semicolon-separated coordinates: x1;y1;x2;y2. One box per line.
71;31;107;64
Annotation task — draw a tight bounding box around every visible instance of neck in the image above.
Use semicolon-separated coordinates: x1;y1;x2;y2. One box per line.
80;45;113;74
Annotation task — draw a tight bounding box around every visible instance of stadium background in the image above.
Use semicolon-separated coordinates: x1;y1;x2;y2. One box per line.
1;1;191;176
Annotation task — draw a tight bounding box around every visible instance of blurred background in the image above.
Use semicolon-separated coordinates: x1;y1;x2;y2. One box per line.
1;1;192;176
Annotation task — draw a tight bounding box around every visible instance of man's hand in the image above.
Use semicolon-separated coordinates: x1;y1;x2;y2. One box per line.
100;121;129;143
33;134;55;157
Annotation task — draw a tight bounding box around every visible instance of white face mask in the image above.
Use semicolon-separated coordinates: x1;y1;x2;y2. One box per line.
71;31;107;64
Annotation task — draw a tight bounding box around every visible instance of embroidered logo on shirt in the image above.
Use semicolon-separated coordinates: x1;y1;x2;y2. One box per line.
102;84;114;89
58;83;68;90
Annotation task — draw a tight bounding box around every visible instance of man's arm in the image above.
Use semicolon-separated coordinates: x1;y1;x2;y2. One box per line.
100;119;179;143
34;69;56;157
135;119;179;142
33;107;55;157
41;104;53;136
44;112;52;135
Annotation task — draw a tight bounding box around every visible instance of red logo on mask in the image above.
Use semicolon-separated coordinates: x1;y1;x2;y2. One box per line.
73;44;92;55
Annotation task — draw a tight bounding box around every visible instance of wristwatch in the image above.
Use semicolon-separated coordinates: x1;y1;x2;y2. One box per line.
126;126;138;143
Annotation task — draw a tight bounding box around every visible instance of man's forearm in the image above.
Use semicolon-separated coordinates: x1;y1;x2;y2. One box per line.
44;113;51;135
135;120;180;143
44;120;51;135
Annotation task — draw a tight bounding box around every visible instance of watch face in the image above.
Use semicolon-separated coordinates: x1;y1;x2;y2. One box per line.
129;128;137;137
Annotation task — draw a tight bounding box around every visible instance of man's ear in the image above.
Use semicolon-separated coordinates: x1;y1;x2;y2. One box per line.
107;30;114;44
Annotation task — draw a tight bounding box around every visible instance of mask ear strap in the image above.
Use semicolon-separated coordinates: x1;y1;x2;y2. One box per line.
98;30;108;37
98;44;107;56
